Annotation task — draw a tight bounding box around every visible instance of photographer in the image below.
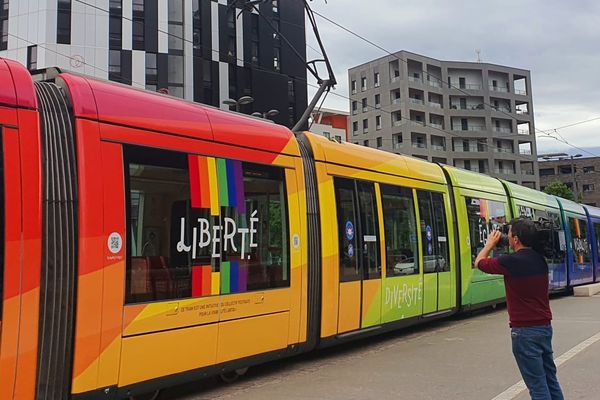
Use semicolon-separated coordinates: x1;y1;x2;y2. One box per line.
474;218;564;400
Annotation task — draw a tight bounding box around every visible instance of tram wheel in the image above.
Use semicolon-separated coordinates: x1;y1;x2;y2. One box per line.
219;367;249;383
129;389;161;400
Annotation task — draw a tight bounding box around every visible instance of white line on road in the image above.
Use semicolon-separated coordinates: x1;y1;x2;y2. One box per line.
491;330;600;400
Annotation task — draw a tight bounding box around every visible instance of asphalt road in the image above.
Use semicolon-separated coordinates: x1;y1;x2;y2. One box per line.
161;293;600;400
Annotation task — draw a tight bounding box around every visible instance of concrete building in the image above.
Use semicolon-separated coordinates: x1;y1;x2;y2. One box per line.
348;50;539;188
0;0;307;128
539;156;600;206
310;108;348;142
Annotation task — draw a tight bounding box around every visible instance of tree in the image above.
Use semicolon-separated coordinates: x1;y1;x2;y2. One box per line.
543;180;574;201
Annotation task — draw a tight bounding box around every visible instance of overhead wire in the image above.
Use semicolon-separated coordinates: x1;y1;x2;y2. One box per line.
310;8;600;158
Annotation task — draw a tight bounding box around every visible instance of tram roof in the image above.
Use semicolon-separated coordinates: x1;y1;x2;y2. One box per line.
58;72;299;157
501;180;560;210
441;165;506;196
0;58;37;109
584;204;600;219
304;132;447;184
557;197;587;217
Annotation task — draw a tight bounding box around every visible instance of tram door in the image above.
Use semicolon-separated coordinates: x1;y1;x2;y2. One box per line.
335;178;382;333
417;191;452;314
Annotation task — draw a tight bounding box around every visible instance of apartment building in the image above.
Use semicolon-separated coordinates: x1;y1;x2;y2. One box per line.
348;50;538;188
539;156;600;206
0;0;307;128
310;108;348;142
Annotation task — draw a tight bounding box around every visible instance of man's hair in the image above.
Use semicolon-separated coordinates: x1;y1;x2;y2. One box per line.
509;218;539;248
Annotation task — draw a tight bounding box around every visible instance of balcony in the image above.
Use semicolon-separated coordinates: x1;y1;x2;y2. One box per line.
394;142;403;150
362;106;369;112
409;98;424;105
493;127;513;133
408;76;423;83
412;142;427;149
431;144;446;151
519;149;532;155
456;83;482;90
392;98;402;105
352;109;358;115
428;102;442;108
411;120;426;126
489;86;509;93
516;108;529;115
453;125;486;132
494;148;514;154
515;89;527;95
522;170;535;175
393;120;403;127
429;122;443;129
492;106;511;113
494;168;516;175
391;75;400;83
427;79;442;88
518;129;530;135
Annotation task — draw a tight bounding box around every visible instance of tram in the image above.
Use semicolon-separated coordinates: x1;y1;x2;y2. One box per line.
0;59;597;399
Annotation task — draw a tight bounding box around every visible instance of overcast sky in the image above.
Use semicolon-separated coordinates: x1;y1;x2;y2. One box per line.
306;0;600;156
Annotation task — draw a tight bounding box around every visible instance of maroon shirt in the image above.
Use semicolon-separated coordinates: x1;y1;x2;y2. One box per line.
478;248;552;327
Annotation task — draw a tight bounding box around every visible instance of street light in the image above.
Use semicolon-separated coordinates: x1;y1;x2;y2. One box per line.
222;96;254;112
251;109;280;121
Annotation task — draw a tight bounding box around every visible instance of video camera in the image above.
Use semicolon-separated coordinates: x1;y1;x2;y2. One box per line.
498;217;562;257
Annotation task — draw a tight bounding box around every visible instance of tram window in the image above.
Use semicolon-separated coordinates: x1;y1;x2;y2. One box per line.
594;224;600;256
124;146;290;304
465;197;508;262
518;206;564;264
335;178;360;281
568;217;591;264
357;181;381;279
381;184;418;277
418;191;450;273
220;163;289;291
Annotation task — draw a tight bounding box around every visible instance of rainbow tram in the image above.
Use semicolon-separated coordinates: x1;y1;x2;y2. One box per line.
0;59;598;399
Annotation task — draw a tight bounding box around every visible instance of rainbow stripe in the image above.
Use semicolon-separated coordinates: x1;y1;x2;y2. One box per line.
220;261;248;295
188;155;245;214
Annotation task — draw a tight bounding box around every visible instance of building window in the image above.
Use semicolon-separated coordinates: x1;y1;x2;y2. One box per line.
108;50;121;80
145;53;157;91
27;45;37;70
376;115;381;130
363;140;369;147
583;184;595;193
361;76;367;91
273;47;280;71
335;135;342;142
168;54;184;98
351;80;357;94
168;0;184;54
539;168;555;176
584;166;595;174
381;184;418;277
109;0;122;49
362;98;367;112
362;119;368;133
374;94;381;108
132;0;145;50
374;72;380;87
559;166;573;174
125;147;290;304
352;121;358;134
351;101;357;115
376;137;382;148
0;0;8;51
57;0;72;44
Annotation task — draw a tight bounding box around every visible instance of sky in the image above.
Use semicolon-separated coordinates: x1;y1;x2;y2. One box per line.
305;0;600;156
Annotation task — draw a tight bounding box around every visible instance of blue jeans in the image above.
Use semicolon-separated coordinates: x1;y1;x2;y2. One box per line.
511;325;564;400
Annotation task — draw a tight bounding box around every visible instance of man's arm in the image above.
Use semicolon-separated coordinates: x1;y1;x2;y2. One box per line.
473;230;505;275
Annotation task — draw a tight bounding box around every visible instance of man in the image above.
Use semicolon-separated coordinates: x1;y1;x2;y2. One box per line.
474;218;564;400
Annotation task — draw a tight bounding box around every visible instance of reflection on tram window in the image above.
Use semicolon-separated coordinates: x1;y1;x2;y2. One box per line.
568;217;591;264
518;206;564;264
381;184;418;277
465;197;508;262
125;146;289;304
418;191;450;273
